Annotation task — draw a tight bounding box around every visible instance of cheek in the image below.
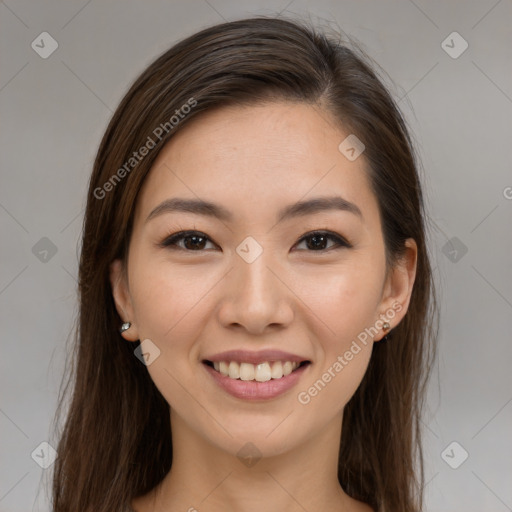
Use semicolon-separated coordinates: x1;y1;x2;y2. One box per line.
127;257;215;411
294;274;378;419
298;257;385;345
128;251;216;356
292;256;383;401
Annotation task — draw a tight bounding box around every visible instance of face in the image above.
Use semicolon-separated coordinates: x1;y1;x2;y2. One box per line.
110;101;416;459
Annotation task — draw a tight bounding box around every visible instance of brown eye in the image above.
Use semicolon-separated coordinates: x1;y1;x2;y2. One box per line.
160;231;217;251
160;229;351;253
294;231;351;251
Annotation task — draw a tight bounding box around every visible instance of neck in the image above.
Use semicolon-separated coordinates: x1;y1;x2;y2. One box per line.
132;409;370;512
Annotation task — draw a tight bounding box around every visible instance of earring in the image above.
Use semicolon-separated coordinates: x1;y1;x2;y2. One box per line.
119;322;131;333
381;321;391;342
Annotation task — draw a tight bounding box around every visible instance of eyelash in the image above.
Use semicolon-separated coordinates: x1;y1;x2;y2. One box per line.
159;229;352;252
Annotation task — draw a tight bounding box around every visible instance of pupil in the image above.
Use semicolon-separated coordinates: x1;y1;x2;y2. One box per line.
308;234;326;250
185;235;205;250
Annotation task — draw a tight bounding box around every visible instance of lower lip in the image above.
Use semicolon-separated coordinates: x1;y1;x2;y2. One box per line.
203;362;310;401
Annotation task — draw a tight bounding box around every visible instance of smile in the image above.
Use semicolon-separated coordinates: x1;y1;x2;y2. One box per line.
202;359;311;400
205;360;309;381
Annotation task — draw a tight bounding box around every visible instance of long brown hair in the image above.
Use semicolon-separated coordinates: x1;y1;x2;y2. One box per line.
50;16;438;512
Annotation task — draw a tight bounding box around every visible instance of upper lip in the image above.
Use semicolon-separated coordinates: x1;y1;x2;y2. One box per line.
203;349;310;365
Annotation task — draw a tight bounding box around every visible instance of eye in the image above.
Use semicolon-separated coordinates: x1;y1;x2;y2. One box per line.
159;230;217;251
159;229;351;252
293;230;351;252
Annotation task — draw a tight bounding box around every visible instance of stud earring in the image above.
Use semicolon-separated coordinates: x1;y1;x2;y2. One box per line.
119;322;131;333
381;321;391;342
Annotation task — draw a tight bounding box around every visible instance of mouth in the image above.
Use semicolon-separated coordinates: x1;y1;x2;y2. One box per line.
201;358;311;401
202;359;311;382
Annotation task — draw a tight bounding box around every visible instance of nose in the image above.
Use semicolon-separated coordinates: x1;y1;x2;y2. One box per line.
217;248;294;335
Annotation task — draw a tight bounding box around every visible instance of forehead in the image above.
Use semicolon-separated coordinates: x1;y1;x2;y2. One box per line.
135;101;379;227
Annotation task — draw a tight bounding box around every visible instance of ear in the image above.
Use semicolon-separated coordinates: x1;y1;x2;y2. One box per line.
374;238;417;341
109;259;139;342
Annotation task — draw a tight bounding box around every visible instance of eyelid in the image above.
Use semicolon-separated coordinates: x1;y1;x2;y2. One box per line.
159;229;352;251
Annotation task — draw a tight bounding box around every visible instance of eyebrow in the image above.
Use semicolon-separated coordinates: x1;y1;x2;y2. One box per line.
145;195;363;225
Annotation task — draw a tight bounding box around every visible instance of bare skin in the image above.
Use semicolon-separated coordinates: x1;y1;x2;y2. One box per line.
110;101;417;512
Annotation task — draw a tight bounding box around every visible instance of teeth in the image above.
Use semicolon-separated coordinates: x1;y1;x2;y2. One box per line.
240;362;255;381
282;361;293;376
254;362;271;382
219;361;229;376
228;361;239;379
270;361;283;379
210;360;301;380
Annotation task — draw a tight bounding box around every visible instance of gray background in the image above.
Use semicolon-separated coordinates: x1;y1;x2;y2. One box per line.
1;1;511;511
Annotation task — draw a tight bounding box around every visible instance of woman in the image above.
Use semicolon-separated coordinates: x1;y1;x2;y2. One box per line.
51;16;438;512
